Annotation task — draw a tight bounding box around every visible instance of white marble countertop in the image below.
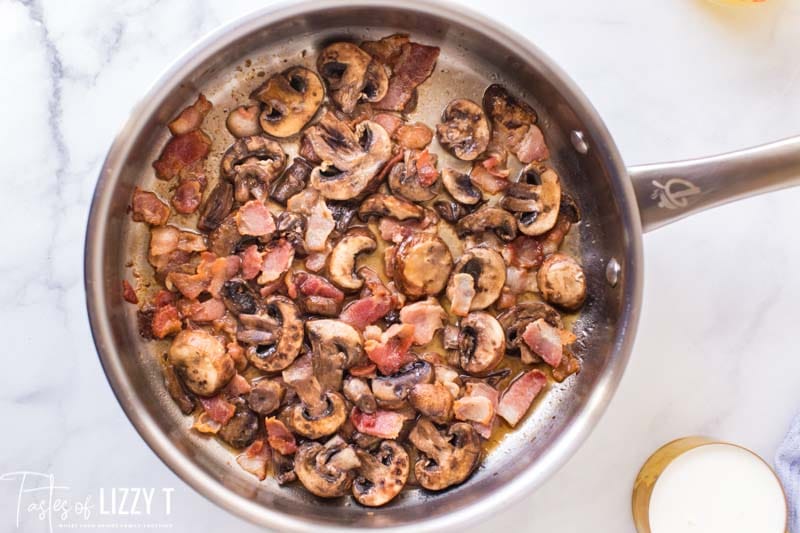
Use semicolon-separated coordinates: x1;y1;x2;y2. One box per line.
2;0;799;531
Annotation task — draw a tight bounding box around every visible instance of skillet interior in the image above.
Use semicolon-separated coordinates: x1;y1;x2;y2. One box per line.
85;1;642;530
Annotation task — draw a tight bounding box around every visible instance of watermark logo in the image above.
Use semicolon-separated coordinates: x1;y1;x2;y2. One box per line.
0;471;174;531
651;178;701;210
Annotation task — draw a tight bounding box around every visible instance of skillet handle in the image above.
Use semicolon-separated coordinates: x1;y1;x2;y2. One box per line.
628;136;800;233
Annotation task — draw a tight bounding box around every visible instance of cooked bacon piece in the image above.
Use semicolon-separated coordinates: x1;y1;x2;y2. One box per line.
361;33;410;65
149;225;206;258
192;412;222;434
399;298;446;345
453;395;494;425
235;200;275;237
375;42;440;111
258;240;294;285
373;113;404;137
286;189;335;252
497;370;547;427
236;439;271;480
304;251;328;273
340;296;392;331
223;374;251;397
294;272;345;303
151;304;182;338
496;288;517;310
466;382;499;438
481;152;511;178
121;280;138;304
199;395;236;425
240;244;263;281
552;350;581;382
449;273;475;317
375;150;404;185
131;188;170;226
168;94;212;136
225;341;247;372
154;289;175;308
505;236;544;269
395;122;433;150
364;323;416;375
377;216;434;244
167;253;238;300
350;407;405;439
171;179;203;214
153;130;212;181
265;417;297;455
384;246;397;277
504;266;538;296
470;161;509;194
516;124;549;163
522;319;563;368
349;363;377;377
181;297;226;323
414;149;438;186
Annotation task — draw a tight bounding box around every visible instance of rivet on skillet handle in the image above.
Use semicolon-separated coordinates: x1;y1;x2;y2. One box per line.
628;136;800;233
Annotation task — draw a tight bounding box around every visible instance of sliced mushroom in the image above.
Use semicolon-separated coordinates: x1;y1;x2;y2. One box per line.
284;378;348;439
456;206;517;242
393;233;453;298
497;301;563;364
436;99;490;161
220;279;259;316
441;168;481;205
295;436;360;498
251;66;324;138
458;312;506;376
218;398;259;449
168;329;235;397
483;84;544;163
328;228;378;291
343;377;377;414
388;151;441;203
226;105;262;138
409;383;453;424
358;193;424;221
247;379;285;416
306;113;393;200
207;214;242;257
275;211;308;255
409;418;481;491
502;164;561;236
307;319;365;391
372;360;433;409
433;199;467;223
221;135;287;179
446;247;506;311
317;42;387;113
537;253;587;310
197;181;234;232
242;296;304;372
353;440;410;507
271;158;312;205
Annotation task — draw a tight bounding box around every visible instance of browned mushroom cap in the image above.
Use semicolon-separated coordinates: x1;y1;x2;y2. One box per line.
483;84;541;163
408;418;481;491
241;296;303;372
446;247;506;311
497;301;563;364
456;206;517;242
251;67;324;138
218;398;259;449
372;360;433;409
442;168;481;206
501;164;561;236
328;228;378;291
388;151;441;203
226;105;262;138
295;436;361;498
284;378;348;439
436;99;490;161
393;233;453;298
270;158;312;205
220;136;287;203
409;383;453;424
220;279;259;316
306;114;393;200
306;319;364;391
247;379;285;416
197;181;234;232
458;312;506;376
353;440;410;507
343;377;377;414
537;253;587;310
317;43;387;113
358;193;424;221
433;199;467;224
168;329;235;397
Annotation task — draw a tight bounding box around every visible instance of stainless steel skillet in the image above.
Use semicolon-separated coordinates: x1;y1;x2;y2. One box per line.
84;0;800;530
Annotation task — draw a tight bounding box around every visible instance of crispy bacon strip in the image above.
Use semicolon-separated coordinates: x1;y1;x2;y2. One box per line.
236;200;276;237
199;395;236;425
153;130;211;181
171;179;203;214
364;323;416;375
399;298;445;345
151;304;181;338
350;407;405;439
168;94;212;136
497;370;547;427
375;42;440;111
265;417;297;455
132;188;170;226
236;439;271;480
466;382;499;438
121;280;138;304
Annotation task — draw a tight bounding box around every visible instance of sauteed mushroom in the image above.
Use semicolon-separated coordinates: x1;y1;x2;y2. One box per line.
168;329;235;397
388;151;441;202
241;296;303;372
271;158;312;205
442;168;481;205
307;319;364;391
353;441;410;507
221;279;259;315
502;164;561;236
251;66;324;138
344;377;377;414
284;377;348;439
358;193;424;221
221;136;287;203
497;301;563;364
537;253;587;310
409;418;481;491
458;312;505;376
372;360;433;409
248;379;285;416
409;383;453;424
218;398;259;449
328;228;378;291
456;206;517;242
295;436;361;498
317;42;388;113
226;105;261;138
393;233;453;298
446;247;506;311
436;99;490;161
483;84;548;163
197;181;234;232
